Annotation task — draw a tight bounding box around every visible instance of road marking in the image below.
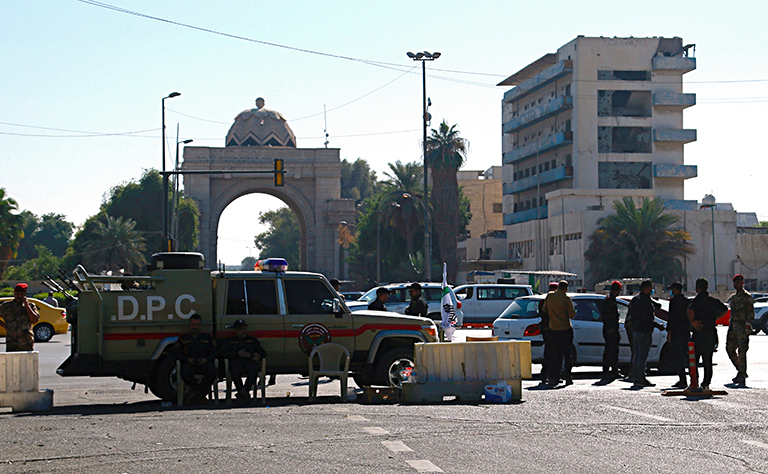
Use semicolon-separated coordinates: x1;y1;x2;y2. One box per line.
605;405;673;422
406;460;443;472
347;415;369;422
331;407;350;413
363;427;389;435
382;440;413;452
745;440;768;449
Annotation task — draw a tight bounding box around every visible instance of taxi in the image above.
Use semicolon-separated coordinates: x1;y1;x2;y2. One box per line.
0;297;69;342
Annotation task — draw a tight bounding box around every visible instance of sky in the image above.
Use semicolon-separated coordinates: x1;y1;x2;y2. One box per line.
2;1;768;266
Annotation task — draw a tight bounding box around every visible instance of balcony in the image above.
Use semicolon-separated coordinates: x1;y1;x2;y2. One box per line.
503;95;573;134
654;164;697;179
503;166;573;195
503;131;573;165
502;60;573;104
652;56;696;73
504;206;549;225
653;128;697;144
652;92;696;108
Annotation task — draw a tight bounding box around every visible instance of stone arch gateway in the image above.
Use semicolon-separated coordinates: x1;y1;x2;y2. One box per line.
181;99;355;273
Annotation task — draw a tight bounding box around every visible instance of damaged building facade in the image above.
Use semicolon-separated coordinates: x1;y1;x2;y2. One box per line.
499;36;768;292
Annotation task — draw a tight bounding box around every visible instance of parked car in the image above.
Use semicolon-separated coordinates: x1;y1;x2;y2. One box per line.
0;297;68;342
491;293;671;370
347;282;463;326
750;303;768;335
340;291;364;301
453;284;533;325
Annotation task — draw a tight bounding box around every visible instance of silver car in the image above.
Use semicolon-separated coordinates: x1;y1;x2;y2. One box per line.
347;282;463;326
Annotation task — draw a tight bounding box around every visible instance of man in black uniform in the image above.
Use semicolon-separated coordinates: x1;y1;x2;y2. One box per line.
368;287;390;311
538;282;559;381
222;319;267;405
666;282;690;389
688;278;728;390
174;313;217;403
629;280;658;388
599;281;623;383
405;283;428;318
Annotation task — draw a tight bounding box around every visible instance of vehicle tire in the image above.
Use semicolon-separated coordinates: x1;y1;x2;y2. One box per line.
373;347;415;387
656;342;675;374
352;371;374;388
762;318;768;335
33;323;55;343
151;357;181;402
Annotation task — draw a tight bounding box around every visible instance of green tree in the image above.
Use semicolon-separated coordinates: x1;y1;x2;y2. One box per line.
82;215;147;273
240;256;257;271
425;121;468;283
0;188;25;276
16;212;74;260
585;197;695;286
341;159;382;204
3;245;62;280
254;208;300;267
380;161;426;265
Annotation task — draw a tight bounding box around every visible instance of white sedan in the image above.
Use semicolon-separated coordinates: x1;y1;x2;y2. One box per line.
492;293;671;369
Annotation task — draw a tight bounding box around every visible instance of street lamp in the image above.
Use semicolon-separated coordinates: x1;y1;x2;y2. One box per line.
172;136;193;246
407;50;440;281
701;194;717;288
161;92;181;252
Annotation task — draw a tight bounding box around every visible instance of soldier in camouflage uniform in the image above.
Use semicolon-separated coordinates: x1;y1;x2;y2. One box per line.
726;274;754;385
0;283;41;352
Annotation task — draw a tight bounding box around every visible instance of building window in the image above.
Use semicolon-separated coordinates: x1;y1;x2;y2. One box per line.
544;161;550;171
492;203;503;213
598;162;653;189
598;126;652;153
597;70;651;81
513;202;519;212
598;90;652;117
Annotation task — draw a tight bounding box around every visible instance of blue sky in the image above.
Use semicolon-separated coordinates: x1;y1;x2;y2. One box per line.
2;1;767;265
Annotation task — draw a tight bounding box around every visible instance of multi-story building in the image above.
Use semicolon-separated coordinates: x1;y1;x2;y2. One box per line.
499;36;699;288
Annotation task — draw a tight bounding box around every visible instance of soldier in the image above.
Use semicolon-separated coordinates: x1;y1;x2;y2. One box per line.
538;282;559;381
666;282;690;389
368;287;390;311
541;280;575;387
0;283;40;352
221;319;267;405
688;278;728;391
628;280;657;388
405;283;428;318
726;274;754;386
174;314;217;403
599;281;622;382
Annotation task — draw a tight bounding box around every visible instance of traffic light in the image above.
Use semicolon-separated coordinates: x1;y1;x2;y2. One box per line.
274;158;284;186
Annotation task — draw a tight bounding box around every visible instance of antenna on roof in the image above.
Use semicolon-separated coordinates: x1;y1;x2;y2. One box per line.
323;104;329;148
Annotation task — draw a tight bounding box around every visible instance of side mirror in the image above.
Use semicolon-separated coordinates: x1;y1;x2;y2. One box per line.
333;298;342;316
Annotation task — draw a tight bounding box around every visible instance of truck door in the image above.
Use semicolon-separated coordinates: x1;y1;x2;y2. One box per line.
281;278;355;369
220;279;285;369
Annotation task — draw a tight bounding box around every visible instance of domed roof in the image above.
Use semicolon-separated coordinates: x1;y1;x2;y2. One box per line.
226;98;296;147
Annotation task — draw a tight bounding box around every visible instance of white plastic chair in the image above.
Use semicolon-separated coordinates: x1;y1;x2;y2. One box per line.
308;343;350;402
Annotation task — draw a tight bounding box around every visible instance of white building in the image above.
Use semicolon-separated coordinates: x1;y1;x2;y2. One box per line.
497;36;761;291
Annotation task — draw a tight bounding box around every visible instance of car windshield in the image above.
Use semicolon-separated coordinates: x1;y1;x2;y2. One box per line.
497;297;541;319
359;288;377;303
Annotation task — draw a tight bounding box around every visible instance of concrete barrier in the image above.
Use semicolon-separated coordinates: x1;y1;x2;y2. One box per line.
402;341;531;403
0;352;53;412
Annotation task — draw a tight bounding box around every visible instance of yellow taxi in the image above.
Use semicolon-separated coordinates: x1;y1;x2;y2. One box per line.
0;297;69;342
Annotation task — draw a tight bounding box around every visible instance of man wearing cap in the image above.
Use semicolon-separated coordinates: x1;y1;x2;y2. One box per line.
0;283;40;352
405;283;428;318
538;282;559;381
368;287;390;311
628;280;658;388
222;319;267;404
541;280;575;386
688;278;728;390
727;274;754;385
174;314;217;403
667;282;690;389
599;281;623;382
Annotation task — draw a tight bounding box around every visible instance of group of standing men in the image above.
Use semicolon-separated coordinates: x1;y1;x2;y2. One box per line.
540;274;754;390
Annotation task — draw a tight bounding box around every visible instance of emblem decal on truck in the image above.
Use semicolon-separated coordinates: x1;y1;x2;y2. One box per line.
299;323;331;355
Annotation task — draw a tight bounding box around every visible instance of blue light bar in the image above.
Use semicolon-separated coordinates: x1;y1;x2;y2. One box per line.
254;258;288;272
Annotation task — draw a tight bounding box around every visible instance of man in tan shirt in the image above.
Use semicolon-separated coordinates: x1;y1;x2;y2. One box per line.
541;280;575;386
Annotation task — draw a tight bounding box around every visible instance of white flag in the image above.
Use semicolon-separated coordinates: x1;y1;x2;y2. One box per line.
440;263;456;342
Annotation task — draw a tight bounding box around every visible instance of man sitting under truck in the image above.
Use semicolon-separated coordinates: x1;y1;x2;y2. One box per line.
174;314;217;404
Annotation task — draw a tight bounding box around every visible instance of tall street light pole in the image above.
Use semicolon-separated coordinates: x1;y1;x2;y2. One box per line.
407;50;440;282
701;194;717;288
161;91;181;252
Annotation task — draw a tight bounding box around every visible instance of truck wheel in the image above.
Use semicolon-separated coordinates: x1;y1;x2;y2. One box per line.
762;318;768;335
151;357;181;402
373;347;415;387
352;371;373;388
34;323;54;343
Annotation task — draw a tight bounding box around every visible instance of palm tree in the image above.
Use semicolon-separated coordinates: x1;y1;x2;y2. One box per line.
83;215;147;273
585;197;695;286
0;188;25;276
380;161;425;268
425;121;468;283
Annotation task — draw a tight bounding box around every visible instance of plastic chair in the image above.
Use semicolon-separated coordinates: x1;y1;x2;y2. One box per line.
176;359;219;406
225;358;267;405
308;343;350;402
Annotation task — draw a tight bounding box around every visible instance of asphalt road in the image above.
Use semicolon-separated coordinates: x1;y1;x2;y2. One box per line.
2;327;768;473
